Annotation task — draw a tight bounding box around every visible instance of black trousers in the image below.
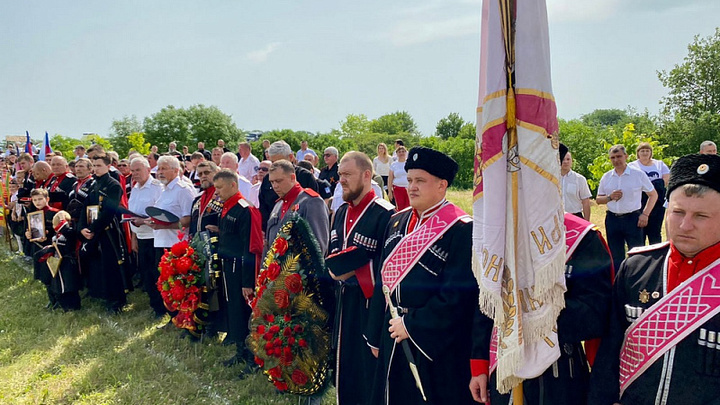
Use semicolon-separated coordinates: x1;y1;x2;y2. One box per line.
605;211;644;272
643;206;665;245
141;244;166;315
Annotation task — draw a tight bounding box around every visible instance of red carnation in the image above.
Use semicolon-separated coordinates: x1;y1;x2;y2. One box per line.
171;240;189;257
254;356;264;368
298;339;308;348
273;347;282;357
273;338;282;347
274;237;289;256
294;325;304;333
288;337;296;345
265;341;273;350
264;314;275;323
170;284;186;301
263;332;274;341
257;325;266;334
283;327;292;337
284;273;303;294
266;262;281;281
274;290;290;309
284;313;292;322
268;366;282;379
291;369;309;386
283;346;292;355
269;325;280;333
274;381;288;391
175;256;192;274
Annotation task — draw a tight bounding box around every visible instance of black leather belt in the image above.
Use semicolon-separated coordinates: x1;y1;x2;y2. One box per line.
608;209;641;218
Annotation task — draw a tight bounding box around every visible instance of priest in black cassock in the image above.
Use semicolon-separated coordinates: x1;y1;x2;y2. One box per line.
79;154;129;314
366;147;477;405
325;151;395;405
213;169;263;374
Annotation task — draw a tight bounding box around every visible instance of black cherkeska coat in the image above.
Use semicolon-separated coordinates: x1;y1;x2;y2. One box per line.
366;206;477;405
328;197;394;405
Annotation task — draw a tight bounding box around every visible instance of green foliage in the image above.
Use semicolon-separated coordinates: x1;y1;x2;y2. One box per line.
143;105;243;153
581;108;629;127
368;111;418;136
49;134;84;159
127;132;150;155
658;28;720;120
458;122;476;140
586;123;673;192
339;114;370;138
108;115;142;158
435;112;465;140
558;118;610;181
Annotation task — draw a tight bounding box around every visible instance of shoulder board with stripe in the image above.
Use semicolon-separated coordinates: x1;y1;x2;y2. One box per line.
238;199;250;208
373;198;395;211
459;215;472;223
391;206;412;217
628;241;670;255
303;188;320;198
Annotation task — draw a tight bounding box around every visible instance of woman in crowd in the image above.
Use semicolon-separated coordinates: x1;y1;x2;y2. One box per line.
628;142;670;245
387;146;409;210
373;143;391;192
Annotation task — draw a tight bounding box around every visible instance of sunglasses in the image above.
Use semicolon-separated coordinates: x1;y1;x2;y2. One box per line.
258;167;269;172
118;164;128;167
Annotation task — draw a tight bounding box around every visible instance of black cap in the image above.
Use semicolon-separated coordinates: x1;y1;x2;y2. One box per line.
559;143;569;162
404;147;459;186
667;153;720;197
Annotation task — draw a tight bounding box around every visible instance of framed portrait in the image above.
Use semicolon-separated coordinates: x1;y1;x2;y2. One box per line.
86;205;99;225
27;211;45;241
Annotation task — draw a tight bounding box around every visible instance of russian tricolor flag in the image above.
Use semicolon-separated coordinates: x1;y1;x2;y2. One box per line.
39;131;53;161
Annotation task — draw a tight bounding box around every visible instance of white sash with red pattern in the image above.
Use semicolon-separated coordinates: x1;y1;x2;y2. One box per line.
381;203;469;293
619;256;720;395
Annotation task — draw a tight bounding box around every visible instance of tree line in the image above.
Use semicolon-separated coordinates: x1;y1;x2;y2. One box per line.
45;28;719;192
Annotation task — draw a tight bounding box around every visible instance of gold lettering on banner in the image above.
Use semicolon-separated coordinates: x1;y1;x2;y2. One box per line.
551;214;562;244
501;266;516;338
482;248;504;282
531;227;552;255
518;287;544;313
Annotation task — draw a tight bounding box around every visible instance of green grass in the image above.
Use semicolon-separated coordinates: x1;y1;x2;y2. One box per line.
0;250;336;405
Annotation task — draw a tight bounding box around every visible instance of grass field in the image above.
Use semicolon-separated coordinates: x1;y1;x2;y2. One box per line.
0;191;655;404
0;250;336;405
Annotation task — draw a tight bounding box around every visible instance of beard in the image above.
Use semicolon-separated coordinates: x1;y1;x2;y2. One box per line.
342;184;363;203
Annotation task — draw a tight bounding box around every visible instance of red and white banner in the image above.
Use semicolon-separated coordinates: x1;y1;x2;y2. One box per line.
472;0;566;393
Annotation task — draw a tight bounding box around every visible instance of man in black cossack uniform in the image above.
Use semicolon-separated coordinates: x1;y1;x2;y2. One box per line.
589;153;720;405
47;156;76;210
366;147;477;405
79;154;129;314
213;169;263;375
325;151;395;405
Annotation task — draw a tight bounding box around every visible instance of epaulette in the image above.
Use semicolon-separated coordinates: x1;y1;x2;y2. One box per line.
628;241;670;255
238;198;250;208
150;178;163;186
459;215;472;223
303;188;320;198
373;198;395;211
391;206;412;217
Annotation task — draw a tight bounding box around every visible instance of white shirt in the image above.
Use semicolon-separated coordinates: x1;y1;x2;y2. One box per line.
238;154;260;182
331;180;384;212
128;177;163;240
597;165;654;214
153;176;196;248
238;174;253;205
296;148;317;162
389;161;408;187
561;170;592;214
628;159;670;182
373;156;391;176
248;182;261;208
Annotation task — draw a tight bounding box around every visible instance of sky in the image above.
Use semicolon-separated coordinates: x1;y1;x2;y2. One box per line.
1;0;719;141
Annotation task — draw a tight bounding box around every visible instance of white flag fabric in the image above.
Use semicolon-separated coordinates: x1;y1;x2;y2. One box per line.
472;0;566;394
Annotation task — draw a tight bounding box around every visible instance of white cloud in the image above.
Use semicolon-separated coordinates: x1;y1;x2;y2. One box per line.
246;42;281;63
389;15;480;46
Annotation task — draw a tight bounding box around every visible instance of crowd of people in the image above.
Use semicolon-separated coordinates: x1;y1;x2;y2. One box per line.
1;136;719;404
